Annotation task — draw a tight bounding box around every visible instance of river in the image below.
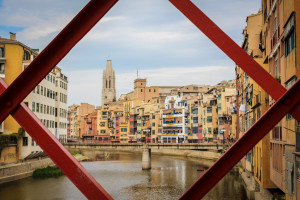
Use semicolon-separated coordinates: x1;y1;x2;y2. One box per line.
0;152;247;200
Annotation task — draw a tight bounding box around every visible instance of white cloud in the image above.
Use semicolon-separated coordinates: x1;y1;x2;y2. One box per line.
100;16;127;23
0;0;260;107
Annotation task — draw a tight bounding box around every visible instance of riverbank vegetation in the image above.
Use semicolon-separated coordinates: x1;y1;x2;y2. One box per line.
33;166;64;178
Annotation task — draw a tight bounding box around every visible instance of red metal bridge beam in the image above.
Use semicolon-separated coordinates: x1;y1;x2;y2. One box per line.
0;78;113;200
180;80;300;199
169;0;300;121
0;0;118;124
168;0;300;199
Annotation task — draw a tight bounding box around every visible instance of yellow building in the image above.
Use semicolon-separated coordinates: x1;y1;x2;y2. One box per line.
120;122;129;143
251;58;275;189
97;105;110;137
1;33;38;134
202;98;218;143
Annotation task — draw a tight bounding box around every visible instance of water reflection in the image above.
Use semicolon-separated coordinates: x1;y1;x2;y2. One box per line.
0;152;247;200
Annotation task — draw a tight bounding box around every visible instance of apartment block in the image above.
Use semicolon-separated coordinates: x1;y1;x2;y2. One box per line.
68;103;95;138
161;95;188;143
0;33;68;159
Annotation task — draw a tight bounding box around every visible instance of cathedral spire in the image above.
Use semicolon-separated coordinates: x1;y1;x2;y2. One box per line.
102;60;116;105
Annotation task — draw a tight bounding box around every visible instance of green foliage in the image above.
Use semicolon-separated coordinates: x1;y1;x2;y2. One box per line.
17;128;25;138
33;166;64;178
70;151;78;156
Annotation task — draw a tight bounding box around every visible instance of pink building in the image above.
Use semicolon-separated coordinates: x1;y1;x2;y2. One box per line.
114;115;123;143
82;111;97;141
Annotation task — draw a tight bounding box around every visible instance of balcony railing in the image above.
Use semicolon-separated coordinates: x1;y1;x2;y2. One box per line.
271;25;280;51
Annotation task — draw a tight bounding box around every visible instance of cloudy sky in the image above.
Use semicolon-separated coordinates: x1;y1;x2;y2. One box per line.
0;0;261;106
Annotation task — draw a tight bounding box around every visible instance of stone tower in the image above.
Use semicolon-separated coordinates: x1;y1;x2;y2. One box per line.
102;60;116;105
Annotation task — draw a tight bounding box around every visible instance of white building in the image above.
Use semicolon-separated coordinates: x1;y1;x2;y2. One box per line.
22;67;68;159
161;95;189;143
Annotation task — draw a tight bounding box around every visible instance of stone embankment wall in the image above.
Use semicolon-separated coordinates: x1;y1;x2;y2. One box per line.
0;158;54;184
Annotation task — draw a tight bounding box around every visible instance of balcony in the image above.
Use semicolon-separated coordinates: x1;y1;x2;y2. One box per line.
271;25;280;51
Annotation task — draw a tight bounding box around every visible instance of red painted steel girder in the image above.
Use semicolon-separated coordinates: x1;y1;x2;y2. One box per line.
168;0;300;199
0;0;118;124
169;0;300;122
179;79;300;199
0;78;113;200
0;0;118;199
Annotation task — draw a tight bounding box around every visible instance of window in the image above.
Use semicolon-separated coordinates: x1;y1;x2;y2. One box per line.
207;116;212;123
193;117;198;123
31;139;35;146
275;55;279;78
208;128;211;134
192;127;198;133
207;107;212;113
32;102;35;112
285;29;295;57
0;63;4;74
41;86;43;95
141;89;143;92
0;47;4;57
23;50;30;60
36;103;40;112
23;137;28;146
152;130;155;135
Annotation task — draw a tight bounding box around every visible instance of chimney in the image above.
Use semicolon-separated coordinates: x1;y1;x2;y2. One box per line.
9;32;16;40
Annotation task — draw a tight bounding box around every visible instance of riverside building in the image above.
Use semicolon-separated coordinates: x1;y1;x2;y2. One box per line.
0;33;68;159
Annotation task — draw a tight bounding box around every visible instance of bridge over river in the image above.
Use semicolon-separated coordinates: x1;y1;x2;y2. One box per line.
64;143;232;160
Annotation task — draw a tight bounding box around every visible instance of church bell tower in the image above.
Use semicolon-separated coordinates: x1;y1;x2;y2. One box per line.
102;60;116;105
